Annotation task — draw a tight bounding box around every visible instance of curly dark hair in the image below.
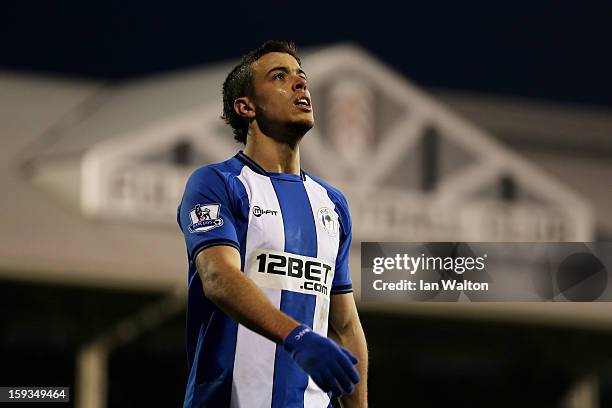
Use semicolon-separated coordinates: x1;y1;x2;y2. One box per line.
222;41;301;144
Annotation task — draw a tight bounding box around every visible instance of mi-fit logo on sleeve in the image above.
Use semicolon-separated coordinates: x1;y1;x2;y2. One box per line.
249;249;335;297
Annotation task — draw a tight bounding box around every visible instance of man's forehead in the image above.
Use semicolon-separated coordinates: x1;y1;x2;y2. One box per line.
253;52;300;74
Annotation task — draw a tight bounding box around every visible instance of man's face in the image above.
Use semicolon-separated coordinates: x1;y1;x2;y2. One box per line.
249;52;314;138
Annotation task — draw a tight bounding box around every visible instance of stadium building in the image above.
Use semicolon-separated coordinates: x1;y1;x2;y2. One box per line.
2;45;612;407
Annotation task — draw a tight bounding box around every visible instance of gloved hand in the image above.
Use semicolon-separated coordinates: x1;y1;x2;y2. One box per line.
283;324;360;396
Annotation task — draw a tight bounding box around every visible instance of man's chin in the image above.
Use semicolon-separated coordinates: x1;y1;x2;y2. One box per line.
258;116;314;146
265;121;312;147
296;118;315;131
285;118;314;139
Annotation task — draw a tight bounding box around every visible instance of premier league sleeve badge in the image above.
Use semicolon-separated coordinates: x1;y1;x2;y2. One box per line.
188;203;224;233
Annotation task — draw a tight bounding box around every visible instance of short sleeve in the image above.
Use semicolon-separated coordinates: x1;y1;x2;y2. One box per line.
177;166;240;261
331;193;353;295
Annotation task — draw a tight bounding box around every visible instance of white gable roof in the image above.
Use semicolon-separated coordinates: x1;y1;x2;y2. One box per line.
2;44;594;291
75;45;593;241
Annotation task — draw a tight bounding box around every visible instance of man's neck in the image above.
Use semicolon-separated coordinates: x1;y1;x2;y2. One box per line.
243;129;301;176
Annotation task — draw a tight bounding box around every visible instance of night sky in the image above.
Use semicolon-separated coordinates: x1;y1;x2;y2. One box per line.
3;1;612;107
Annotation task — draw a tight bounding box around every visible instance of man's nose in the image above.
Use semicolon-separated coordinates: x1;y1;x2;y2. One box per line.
293;76;307;91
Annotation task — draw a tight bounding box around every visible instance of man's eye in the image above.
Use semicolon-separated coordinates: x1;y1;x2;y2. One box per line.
273;73;285;80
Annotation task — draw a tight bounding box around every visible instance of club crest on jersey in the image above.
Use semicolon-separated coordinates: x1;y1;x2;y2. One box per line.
318;207;339;237
188;204;224;233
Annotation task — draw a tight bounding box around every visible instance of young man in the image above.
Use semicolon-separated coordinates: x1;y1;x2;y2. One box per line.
178;41;368;408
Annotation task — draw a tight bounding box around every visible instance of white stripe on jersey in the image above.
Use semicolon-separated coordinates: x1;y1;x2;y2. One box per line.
232;166;285;408
303;175;341;407
231;168;341;408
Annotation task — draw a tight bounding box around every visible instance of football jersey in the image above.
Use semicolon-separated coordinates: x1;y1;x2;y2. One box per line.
177;151;353;408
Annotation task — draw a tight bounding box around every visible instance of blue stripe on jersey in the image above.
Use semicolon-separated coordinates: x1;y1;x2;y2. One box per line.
186;306;238;407
270;177;318;408
184;158;250;408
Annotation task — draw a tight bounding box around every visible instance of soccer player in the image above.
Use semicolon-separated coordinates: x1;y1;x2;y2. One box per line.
177;41;368;408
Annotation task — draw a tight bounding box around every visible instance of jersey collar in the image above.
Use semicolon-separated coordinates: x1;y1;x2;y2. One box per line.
235;151;306;182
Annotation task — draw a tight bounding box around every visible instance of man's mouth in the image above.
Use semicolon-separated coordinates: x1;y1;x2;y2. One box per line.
294;96;312;112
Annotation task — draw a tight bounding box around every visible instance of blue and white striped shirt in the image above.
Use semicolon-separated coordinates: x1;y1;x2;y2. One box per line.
178;151;353;408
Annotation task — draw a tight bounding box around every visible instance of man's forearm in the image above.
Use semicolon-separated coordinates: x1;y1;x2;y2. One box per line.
329;316;368;407
197;247;299;344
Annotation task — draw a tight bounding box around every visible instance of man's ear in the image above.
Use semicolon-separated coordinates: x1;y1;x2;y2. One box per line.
234;97;255;120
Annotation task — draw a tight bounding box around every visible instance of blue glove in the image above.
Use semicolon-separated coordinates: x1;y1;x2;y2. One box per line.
283;324;360;396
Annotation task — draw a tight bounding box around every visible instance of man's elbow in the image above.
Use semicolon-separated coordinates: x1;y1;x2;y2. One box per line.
196;246;242;306
199;267;227;305
331;315;360;341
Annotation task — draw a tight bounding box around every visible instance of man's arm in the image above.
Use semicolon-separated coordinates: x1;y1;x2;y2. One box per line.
196;245;360;396
329;293;368;407
196;245;298;343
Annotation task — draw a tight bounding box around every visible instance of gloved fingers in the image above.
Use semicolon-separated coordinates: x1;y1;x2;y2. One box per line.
316;367;342;396
341;347;358;364
337;352;360;384
327;375;344;397
313;367;336;394
310;372;326;392
330;363;355;395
